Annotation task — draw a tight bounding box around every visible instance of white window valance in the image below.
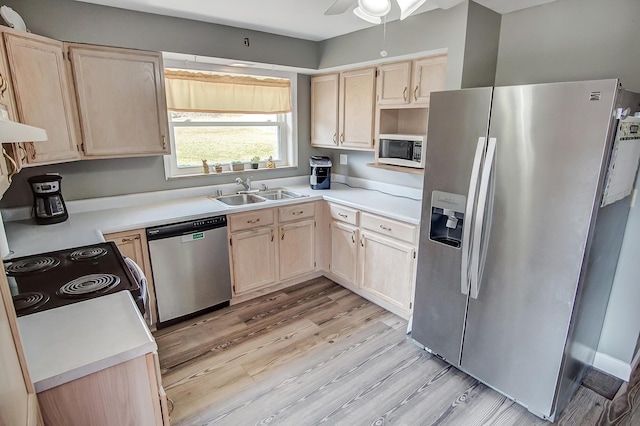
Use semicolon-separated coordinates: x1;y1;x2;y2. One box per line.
164;69;291;114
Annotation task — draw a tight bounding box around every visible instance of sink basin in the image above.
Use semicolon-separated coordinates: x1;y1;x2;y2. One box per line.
258;188;306;200
217;193;267;205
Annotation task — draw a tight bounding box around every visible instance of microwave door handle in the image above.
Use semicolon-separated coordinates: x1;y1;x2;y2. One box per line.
461;137;486;296
470;137;497;300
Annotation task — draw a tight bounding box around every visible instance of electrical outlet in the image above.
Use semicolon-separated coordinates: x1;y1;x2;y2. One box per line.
340;154;348;165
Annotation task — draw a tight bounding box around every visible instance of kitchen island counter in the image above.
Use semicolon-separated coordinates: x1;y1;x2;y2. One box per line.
17;290;156;392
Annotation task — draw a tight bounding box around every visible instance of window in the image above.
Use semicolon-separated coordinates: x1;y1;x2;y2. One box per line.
163;65;298;178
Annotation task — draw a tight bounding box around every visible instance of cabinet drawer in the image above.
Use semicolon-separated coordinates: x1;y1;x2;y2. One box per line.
329;204;359;225
361;212;417;244
229;209;274;232
279;202;315;223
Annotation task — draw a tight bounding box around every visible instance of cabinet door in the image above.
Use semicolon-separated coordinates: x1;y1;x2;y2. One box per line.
279;219;315;281
311;74;339;147
339;68;375;150
230;227;277;295
411;55;447;105
0;269;40;426
3;32;81;164
359;230;416;314
104;229;158;327
377;61;411;106
68;44;170;158
330;221;358;285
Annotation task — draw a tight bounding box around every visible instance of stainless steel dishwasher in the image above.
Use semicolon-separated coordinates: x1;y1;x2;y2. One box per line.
146;215;231;327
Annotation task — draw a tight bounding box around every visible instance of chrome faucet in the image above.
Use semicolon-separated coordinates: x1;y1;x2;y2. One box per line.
235;177;252;192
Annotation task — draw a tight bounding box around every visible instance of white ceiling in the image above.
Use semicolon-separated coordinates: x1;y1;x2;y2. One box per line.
74;0;559;42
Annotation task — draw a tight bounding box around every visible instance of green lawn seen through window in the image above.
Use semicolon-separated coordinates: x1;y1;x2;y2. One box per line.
174;126;278;167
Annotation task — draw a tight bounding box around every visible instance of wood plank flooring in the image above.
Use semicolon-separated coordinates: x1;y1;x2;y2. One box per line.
154;277;618;425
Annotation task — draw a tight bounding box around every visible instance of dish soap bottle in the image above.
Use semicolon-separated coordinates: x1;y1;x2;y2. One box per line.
266;156;276;169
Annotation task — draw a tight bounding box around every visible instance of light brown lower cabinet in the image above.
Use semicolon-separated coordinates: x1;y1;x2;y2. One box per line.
37;352;168;426
326;202;418;318
104;228;158;328
228;202;318;298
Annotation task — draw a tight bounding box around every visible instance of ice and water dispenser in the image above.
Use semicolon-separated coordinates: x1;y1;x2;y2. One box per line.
310;156;332;190
429;191;466;248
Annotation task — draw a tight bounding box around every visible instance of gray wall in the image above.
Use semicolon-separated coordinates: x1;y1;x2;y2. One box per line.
495;0;640;372
0;0;317;207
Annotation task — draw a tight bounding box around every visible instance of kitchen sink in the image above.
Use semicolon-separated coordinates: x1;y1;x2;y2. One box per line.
217;193;267;205
258;188;306;200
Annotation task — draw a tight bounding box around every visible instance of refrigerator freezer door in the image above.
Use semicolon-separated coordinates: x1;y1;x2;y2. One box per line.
412;87;493;365
460;80;619;418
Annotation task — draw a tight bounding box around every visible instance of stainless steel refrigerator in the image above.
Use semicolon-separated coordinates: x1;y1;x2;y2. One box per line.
411;79;640;420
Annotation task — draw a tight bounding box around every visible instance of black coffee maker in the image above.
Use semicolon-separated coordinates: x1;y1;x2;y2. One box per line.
309;156;332;190
28;174;68;225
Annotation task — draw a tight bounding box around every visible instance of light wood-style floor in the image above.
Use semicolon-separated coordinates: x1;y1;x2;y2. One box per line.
154;277;613;425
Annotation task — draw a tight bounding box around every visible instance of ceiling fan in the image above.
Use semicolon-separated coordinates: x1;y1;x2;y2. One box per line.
325;0;463;23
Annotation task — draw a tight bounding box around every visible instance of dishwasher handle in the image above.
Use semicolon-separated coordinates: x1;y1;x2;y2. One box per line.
146;215;227;241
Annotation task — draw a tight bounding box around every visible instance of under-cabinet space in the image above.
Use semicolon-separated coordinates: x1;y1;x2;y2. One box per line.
377;107;429;136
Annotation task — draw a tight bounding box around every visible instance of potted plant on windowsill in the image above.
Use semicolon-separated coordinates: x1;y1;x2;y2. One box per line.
231;161;244;172
250;156;260;169
213;162;223;173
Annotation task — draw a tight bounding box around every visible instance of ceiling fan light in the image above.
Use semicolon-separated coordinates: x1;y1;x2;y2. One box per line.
396;0;428;20
357;0;391;17
353;6;382;24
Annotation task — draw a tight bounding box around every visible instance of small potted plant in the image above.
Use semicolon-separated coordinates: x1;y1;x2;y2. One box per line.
213;162;223;173
250;156;260;169
231;160;244;172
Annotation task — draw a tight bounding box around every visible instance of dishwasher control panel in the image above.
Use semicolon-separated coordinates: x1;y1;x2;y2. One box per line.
193;216;226;228
146;215;228;241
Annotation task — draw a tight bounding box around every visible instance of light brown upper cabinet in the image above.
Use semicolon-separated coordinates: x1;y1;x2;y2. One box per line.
339;68;376;150
377;55;447;107
311;68;376;150
311;74;339;148
2;29;81;166
67;44;170;158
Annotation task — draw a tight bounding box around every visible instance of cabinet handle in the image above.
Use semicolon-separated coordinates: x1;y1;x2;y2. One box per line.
121;236;140;243
247;218;260;224
333;133;337;143
351;231;356;243
0;72;6;97
281;231;285;240
270;229;274;242
340;133;344;143
162;135;166;150
3;149;17;182
292;210;304;216
18;145;27;162
338;213;348;218
360;236;364;247
379;224;392;231
403;87;408;102
414;86;419;102
28;143;36;160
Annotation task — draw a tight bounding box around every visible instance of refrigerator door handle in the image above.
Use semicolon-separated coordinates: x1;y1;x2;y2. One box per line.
461;137;487;295
470;137;497;299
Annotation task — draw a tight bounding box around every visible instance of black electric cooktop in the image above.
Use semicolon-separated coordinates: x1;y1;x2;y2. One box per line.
4;242;141;317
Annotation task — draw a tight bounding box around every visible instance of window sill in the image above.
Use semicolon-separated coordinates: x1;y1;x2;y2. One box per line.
166;165;298;180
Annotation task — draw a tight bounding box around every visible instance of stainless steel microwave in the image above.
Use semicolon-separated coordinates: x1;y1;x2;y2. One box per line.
378;134;426;168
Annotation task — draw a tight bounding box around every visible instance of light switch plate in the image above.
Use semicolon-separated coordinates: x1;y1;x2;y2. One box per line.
340;154;348;165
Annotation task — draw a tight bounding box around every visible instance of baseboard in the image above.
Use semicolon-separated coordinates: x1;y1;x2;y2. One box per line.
593;351;632;381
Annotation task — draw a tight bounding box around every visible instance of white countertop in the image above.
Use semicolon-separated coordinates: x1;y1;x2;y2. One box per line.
4;183;423;258
6;179;422;392
17;291;157;392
